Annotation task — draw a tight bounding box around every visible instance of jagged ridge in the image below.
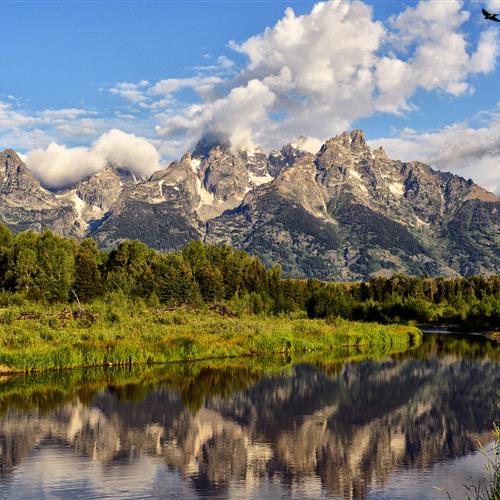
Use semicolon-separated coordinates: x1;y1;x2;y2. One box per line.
0;130;498;280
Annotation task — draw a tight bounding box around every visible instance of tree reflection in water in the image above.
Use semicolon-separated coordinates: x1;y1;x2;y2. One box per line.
0;334;498;499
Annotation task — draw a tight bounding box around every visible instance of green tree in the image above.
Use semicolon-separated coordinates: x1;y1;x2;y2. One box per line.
73;239;103;301
0;224;13;290
105;240;155;297
153;253;200;304
9;231;40;298
36;231;75;302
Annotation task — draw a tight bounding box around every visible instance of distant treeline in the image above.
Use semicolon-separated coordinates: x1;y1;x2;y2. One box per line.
0;225;498;329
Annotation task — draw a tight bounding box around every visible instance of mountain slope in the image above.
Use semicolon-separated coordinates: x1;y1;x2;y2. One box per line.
206;131;498;279
1;130;498;280
0;149;79;236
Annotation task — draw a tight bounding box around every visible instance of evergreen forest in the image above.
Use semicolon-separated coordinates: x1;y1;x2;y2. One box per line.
0;225;498;331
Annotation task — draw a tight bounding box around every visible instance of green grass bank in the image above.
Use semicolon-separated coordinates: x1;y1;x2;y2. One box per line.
0;346;420;414
0;298;421;373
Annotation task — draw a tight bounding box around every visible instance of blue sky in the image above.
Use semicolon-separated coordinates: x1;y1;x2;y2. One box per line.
1;2;316;110
1;0;499;192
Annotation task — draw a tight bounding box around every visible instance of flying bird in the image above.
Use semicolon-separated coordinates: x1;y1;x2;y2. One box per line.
482;8;500;22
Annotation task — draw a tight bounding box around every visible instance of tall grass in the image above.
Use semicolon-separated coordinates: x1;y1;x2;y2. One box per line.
0;346;421;413
464;423;500;500
0;295;421;372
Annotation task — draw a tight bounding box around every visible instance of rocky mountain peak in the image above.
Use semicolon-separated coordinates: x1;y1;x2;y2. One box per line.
372;145;388;159
1;149;29;178
191;133;273;179
0;148;81;237
320;129;370;154
239;147;269;179
89;162;137;185
198;146;248;201
0;148;44;196
192;132;230;159
75;164;124;212
268;142;307;177
100;162;122;178
1;130;498;280
1;148;23;170
350;129;367;147
180;152;192;163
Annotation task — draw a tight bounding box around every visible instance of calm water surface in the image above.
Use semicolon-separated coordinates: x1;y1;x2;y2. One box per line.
0;333;498;499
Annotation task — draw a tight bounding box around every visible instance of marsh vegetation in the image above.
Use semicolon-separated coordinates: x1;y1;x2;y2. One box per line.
0;225;497;372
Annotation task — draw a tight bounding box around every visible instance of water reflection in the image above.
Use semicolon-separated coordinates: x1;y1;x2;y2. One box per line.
0;334;498;499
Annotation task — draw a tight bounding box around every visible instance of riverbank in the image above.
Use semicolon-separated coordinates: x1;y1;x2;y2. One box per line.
0;301;421;373
487;331;500;342
0;346;412;412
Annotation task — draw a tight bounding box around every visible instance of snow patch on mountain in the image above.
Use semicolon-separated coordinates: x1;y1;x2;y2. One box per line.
249;172;273;186
388;182;405;197
56;191;104;231
195;177;215;208
191;158;201;173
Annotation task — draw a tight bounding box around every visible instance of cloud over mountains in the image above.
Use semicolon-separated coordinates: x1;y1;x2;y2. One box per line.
1;0;499;191
149;0;497;152
27;130;162;189
372;107;500;194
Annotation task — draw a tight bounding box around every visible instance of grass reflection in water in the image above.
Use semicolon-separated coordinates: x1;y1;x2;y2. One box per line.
0;333;497;500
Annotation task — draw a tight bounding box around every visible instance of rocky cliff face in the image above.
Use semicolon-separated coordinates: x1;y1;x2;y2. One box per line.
0;149;79;236
206;130;499;279
1;129;498;279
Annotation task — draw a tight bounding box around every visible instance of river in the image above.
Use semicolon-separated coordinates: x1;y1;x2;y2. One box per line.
0;333;498;499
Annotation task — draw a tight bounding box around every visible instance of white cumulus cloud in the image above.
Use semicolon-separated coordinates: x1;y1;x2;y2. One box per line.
485;0;500;11
0;100;108;150
4;0;500;190
151;76;223;97
156;79;276;151
380;0;498;105
371;110;500;195
145;0;498;154
26;129;163;189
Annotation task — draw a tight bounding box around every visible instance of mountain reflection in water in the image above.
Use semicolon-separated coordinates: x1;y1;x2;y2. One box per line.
0;334;498;499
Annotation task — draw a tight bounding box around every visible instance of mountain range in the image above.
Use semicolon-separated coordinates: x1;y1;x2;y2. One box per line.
1;129;498;280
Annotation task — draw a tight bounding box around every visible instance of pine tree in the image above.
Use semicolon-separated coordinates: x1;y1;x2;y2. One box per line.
74;239;103;301
0;224;13;290
36;231;75;302
10;231;40;298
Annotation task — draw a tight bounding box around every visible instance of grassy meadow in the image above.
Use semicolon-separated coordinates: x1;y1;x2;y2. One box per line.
0;295;421;373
